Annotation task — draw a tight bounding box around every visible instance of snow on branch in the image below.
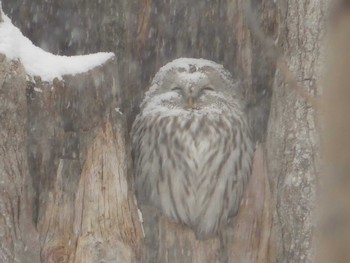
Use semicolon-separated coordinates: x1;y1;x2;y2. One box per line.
0;8;114;82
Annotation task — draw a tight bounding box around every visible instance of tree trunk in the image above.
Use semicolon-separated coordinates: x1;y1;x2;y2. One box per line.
0;55;40;263
0;0;329;262
265;1;326;262
28;60;144;263
0;52;144;262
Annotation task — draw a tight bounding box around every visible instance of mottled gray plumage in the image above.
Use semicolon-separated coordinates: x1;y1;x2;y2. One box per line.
131;58;254;239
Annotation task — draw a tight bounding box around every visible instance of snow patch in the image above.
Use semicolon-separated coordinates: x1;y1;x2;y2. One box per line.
148;57;234;93
33;87;42;93
159;58;225;73
177;71;206;83
115;108;123;114
138;208;145;237
0;11;114;82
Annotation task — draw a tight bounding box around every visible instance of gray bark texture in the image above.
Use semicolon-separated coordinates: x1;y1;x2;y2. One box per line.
0;0;329;262
266;1;326;262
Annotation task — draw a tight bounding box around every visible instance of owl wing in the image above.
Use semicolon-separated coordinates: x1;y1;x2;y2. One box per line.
227;127;253;219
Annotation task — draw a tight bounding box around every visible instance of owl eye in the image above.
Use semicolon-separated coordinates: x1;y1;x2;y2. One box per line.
171;87;183;92
202;86;214;92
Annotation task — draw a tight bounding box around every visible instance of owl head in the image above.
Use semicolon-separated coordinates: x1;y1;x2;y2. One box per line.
141;58;244;118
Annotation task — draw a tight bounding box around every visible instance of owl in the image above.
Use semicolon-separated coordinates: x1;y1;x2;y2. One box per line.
131;58;254;239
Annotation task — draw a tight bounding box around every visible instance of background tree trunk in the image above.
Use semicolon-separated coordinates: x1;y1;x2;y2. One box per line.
0;0;329;262
318;2;350;262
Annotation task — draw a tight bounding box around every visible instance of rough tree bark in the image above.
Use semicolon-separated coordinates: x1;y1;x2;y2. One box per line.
0;0;329;262
265;1;326;262
0;52;144;262
0;55;40;263
28;59;144;263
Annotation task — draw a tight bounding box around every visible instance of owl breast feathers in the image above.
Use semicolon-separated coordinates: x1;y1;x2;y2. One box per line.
131;58;254;239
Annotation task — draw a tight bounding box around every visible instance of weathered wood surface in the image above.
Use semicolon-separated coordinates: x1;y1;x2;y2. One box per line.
230;146;274;263
0;46;144;262
26;59;144;263
0;56;40;262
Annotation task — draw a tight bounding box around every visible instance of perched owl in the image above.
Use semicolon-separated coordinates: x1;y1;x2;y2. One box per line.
131;58;254;239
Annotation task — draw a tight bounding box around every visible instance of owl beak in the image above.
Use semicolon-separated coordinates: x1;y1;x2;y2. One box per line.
188;96;194;108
